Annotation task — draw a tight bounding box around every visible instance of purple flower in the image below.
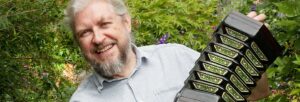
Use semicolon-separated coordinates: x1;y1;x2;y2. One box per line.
250;4;257;11
157;33;170;44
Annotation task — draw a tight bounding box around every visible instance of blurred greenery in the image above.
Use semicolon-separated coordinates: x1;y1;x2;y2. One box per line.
128;0;220;50
0;0;86;101
255;0;300;101
0;0;299;101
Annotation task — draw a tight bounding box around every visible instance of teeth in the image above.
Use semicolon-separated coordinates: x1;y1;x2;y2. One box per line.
97;44;113;53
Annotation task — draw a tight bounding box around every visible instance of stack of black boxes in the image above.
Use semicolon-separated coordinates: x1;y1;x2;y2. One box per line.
175;12;282;102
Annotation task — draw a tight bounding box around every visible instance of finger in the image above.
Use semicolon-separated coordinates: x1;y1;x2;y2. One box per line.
264;22;270;28
247;11;257;18
253;13;267;22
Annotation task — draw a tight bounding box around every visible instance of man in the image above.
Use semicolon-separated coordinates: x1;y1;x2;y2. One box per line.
65;0;270;101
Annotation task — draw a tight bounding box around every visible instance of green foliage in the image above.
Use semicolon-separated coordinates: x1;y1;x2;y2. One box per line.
0;0;221;101
217;0;300;101
254;0;300;101
0;0;85;101
1;0;299;101
211;0;300;101
217;0;253;17
127;0;219;51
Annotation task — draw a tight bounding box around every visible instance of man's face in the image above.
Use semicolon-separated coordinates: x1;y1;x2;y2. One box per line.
74;0;132;78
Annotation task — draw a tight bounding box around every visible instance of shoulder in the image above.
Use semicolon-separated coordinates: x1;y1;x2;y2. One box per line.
139;43;199;55
139;43;190;50
69;74;96;102
138;43;200;58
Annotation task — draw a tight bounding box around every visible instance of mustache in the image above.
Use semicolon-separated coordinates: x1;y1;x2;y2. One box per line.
92;41;117;52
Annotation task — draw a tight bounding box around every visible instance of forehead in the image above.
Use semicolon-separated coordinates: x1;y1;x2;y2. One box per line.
73;0;120;29
75;0;116;19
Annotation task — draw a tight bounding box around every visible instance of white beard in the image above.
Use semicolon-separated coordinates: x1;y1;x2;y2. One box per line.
83;36;132;79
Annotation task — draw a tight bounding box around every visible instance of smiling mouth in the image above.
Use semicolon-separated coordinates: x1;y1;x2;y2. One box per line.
95;43;115;54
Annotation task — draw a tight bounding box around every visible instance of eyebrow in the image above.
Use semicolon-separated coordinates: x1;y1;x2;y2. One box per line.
98;16;114;22
75;16;115;34
76;24;90;35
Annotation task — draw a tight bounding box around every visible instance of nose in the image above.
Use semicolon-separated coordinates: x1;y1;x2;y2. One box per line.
92;29;105;45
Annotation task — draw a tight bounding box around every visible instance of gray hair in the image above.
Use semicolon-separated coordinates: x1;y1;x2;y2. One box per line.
64;0;129;35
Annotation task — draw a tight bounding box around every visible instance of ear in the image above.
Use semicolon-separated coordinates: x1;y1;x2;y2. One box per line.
122;14;131;32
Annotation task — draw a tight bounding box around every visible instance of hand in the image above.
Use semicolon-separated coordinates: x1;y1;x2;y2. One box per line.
247;11;266;22
247;11;270;27
246;11;271;101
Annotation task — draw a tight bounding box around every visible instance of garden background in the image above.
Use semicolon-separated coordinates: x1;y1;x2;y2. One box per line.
0;0;299;101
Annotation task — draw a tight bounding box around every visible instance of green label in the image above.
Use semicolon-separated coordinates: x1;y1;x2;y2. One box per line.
226;27;248;41
203;63;228;76
208;54;232;67
220;36;244;49
214;45;238;58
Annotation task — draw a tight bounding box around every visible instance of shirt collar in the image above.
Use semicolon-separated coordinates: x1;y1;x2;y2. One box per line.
93;43;149;92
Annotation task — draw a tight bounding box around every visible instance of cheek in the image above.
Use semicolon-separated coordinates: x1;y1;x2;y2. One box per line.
79;39;92;52
113;25;130;40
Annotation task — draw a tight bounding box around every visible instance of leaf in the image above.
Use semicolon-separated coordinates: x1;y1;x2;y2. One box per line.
290;89;300;95
294;39;300;49
295;68;300;73
267;67;277;78
295;83;300;88
292;99;299;102
274;57;285;66
276;20;298;34
293;55;300;65
0;17;11;30
274;0;300;17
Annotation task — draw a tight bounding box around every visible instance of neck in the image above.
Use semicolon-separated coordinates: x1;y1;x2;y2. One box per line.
112;48;136;79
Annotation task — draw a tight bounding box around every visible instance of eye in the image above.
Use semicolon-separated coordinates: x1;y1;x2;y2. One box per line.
78;29;93;37
101;22;112;28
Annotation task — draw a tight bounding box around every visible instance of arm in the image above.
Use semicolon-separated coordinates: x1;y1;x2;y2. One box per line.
247;73;270;101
